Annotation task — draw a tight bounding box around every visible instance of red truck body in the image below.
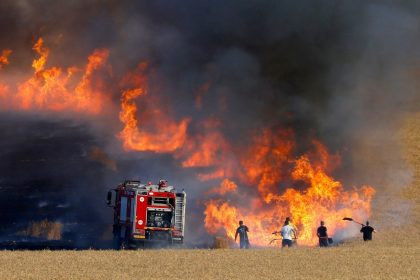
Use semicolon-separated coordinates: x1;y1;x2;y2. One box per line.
107;180;186;248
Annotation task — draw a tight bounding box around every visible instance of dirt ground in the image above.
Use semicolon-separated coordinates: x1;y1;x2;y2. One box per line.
1;113;419;280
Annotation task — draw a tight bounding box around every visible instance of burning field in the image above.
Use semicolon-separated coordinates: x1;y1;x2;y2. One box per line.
0;0;420;279
0;26;376;247
0;0;419;255
0;114;419;278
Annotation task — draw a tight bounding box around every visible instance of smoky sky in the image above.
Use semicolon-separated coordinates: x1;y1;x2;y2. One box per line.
0;0;419;245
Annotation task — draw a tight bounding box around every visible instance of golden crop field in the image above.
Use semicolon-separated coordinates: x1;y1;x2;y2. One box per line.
1;112;419;280
0;243;419;280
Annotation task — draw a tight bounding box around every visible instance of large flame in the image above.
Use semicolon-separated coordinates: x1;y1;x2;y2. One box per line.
203;130;375;246
0;38;109;113
118;63;190;153
177;118;233;180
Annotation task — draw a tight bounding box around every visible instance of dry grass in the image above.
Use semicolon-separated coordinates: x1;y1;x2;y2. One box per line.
0;244;418;280
20;220;63;240
1;113;419;279
213;236;230;249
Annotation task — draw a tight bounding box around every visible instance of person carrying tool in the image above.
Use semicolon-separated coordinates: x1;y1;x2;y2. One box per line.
271;217;298;247
235;220;250;249
360;221;376;241
317;221;329;247
280;220;296;247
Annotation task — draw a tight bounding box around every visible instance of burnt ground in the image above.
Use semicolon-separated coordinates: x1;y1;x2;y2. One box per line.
0;113;112;248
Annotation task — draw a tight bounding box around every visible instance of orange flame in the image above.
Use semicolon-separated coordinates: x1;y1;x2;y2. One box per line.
181;130;226;168
0;38;109;113
207;178;238;195
32;38;49;73
118;64;190;153
240;128;295;200
197;169;229;182
203;129;376;246
181;119;228;167
0;49;12;98
0;49;12;69
176;118;234;180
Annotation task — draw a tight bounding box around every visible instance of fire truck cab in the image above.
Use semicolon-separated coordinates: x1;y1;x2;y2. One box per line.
106;180;186;249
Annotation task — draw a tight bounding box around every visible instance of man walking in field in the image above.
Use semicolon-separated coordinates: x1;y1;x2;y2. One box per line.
317;221;329;247
280;220;296;247
360;221;376;241
235;220;250;249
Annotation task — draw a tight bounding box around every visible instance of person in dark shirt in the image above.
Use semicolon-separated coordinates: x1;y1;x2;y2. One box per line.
235;220;250;249
360;221;375;241
317;221;329;247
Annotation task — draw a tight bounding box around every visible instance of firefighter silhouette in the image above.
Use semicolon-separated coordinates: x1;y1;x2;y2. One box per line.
235;221;250;249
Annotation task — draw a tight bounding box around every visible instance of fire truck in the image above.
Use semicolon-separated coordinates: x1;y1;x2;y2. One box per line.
106;180;186;249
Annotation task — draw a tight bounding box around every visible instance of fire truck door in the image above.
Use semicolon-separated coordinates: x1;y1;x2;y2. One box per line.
120;197;128;222
135;195;147;231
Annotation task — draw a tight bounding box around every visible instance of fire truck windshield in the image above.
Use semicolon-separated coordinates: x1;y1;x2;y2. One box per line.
147;211;172;228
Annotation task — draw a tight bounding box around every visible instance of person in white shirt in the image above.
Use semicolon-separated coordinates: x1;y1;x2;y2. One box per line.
284;217;298;239
280;220;296;247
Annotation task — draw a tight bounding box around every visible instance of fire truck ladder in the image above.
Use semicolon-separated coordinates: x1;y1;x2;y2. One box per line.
174;192;186;234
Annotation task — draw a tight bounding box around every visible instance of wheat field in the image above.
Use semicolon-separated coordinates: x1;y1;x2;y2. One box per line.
0;243;418;280
1;112;419;280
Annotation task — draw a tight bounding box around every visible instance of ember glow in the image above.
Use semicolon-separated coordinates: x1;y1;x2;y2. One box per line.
0;49;12;68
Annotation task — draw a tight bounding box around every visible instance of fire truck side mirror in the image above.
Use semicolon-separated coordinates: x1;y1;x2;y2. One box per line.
106;191;112;206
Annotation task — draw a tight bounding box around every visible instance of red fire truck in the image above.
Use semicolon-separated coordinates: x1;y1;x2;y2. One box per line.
106;180;186;249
